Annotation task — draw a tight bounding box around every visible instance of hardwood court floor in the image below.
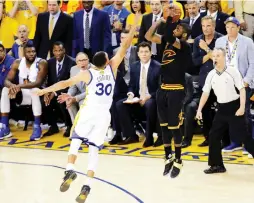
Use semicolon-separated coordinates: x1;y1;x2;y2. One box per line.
0;127;253;203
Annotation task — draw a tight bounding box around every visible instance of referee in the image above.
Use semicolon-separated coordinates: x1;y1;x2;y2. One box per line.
196;48;254;174
145;5;192;178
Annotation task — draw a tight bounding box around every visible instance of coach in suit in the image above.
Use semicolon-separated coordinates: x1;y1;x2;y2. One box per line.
113;29;138;84
72;0;112;61
34;1;73;59
42;42;76;137
116;42;160;147
138;0;164;62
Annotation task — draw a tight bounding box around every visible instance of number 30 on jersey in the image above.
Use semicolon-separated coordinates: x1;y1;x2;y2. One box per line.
95;83;113;96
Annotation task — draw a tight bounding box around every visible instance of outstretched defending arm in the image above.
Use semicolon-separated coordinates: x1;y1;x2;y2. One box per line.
110;14;141;75
36;70;91;96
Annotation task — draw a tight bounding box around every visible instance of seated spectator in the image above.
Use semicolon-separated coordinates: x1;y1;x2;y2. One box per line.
0;1;19;50
42;41;75;138
126;0;147;45
116;42;160;147
109;69;128;145
103;0;130;49
182;74;200;148
0;44;15;90
0;43;47;140
201;0;229;35
57;52;91;122
9;25;33;59
113;29;138;84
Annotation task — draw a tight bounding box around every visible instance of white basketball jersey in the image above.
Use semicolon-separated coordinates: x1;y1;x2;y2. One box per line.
83;65;115;110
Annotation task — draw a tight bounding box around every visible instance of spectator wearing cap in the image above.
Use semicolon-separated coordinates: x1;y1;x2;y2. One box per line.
215;16;254;154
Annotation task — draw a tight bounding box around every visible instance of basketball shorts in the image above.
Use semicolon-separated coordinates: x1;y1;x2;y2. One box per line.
70;106;111;150
156;88;185;129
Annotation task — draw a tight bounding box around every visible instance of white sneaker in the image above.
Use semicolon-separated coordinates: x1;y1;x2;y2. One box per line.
243;148;249;155
105;127;114;141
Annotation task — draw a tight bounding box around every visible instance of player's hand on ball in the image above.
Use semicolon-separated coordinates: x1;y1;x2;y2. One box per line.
235;107;245;116
196;110;203;120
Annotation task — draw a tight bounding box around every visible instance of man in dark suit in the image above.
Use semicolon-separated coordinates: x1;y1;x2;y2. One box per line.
138;0;164;62
200;0;229;35
34;0;73;59
72;0;112;61
42;41;76;137
181;1;202;41
116;42;160;147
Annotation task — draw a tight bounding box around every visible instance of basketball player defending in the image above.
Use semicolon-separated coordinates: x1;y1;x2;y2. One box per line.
145;4;192;178
35;14;140;203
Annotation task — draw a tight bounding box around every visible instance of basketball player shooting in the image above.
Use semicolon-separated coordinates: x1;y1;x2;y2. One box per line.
35;14;140;203
145;3;192;178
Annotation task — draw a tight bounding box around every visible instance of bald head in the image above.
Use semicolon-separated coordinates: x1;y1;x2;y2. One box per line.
17;25;29;43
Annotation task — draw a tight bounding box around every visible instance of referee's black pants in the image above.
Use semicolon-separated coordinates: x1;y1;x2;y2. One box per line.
208;99;254;166
202;90;217;141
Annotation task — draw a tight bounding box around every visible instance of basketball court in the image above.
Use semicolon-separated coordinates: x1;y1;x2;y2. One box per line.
0;126;253;203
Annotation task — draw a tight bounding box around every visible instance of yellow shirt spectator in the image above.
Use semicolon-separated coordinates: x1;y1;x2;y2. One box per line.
126;12;147;45
5;1;45;39
220;0;234;15
124;0;152;13
0;3;18;49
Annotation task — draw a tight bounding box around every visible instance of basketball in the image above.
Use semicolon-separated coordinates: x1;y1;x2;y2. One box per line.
163;3;182;23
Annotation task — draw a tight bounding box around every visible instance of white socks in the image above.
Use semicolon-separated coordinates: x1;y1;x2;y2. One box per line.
66;163;75;171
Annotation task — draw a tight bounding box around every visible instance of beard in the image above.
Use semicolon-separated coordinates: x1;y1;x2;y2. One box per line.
26;57;36;64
